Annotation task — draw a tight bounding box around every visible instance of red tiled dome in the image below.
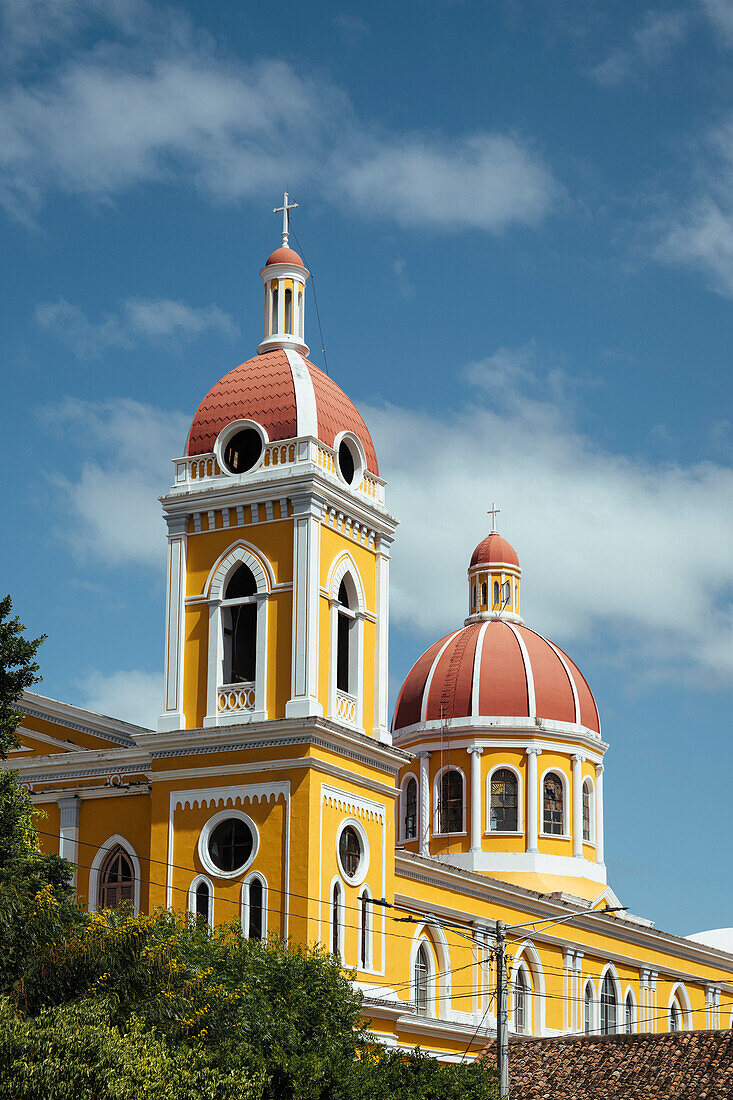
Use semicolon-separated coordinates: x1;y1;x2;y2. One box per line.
186;348;379;474
265;246;305;267
393;620;599;734
470;533;519;568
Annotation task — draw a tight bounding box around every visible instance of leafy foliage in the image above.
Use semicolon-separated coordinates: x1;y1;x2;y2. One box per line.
0;594;45;758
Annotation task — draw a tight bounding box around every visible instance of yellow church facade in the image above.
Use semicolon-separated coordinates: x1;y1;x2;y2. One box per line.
7;207;733;1059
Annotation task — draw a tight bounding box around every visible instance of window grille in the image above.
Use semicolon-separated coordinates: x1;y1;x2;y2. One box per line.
491;769;518;831
625;992;634;1034
543;773;564;834
415;943;429;1016
513;967;528;1033
584;983;593;1034
99;847;134;909
582;780;592;842
438;770;463;834
405;777;418;839
600;972;617;1034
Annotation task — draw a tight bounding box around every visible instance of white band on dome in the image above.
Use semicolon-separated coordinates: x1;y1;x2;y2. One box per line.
541;632;581;726
470;622;489;718
504;622;536;719
285;350;318;438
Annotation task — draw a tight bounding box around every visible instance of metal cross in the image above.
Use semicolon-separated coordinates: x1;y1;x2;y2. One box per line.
487;503;501;533
273;191;298;247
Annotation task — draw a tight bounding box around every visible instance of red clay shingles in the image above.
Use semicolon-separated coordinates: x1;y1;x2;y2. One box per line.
392;633;454;731
425;624;480;722
481;1030;733;1100
305;357;379;474
478;621;530;720
521;626;577;727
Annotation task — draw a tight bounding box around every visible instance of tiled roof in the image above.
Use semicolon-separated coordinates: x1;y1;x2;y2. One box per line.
471;532;520;568
481;1030;733;1099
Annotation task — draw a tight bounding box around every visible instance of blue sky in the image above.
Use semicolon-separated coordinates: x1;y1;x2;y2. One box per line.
1;0;732;938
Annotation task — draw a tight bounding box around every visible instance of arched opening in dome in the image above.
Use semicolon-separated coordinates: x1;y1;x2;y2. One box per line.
481;582;487;607
338;439;355;485
223;428;263;474
298;290;303;336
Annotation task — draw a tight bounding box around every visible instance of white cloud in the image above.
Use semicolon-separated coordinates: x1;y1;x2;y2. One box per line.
701;0;733;45
35;296;237;357
588;10;688;87
0;14;558;231
332;13;371;43
0;0;143;63
39;397;190;565
77;667;161;728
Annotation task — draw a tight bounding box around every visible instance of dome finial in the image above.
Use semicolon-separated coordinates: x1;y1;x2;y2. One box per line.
487;501;501;534
273;190;298;249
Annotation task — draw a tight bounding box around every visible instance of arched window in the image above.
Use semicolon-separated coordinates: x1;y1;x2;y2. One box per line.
493;580;500;605
438;769;463;834
243;875;265;941
222;565;257;685
543;772;564;835
331;881;342;958
481;582;487;606
600;971;617;1034
284;287;292;332
99;846;134;909
359;890;371;969
189;875;213;926
625;991;634;1034
584;982;593;1034
582;779;593;842
491;768;518;832
414;942;430;1016
196;881;210;921
404;777;418;840
472;584;476;609
503;580;511;606
337;580;351;694
298;290;303;337
670;1000;681;1032
271;285;278;332
513;966;529;1034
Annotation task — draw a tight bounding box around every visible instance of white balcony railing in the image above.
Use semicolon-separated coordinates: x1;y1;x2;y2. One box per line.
217;682;255;715
336;690;357;724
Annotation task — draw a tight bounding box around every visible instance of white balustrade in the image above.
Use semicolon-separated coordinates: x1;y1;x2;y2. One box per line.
336;690;357;724
217;682;256;715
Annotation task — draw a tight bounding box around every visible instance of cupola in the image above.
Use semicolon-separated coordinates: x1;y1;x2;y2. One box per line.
257;192;310;357
466;505;522;624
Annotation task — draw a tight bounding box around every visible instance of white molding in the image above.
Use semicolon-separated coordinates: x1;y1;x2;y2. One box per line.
333;429;366;489
357;884;374;972
395;717;605;749
241;871;268;939
504;622;536;717
432;763;466;836
21;691;141;744
205;540;274;599
335;816;371;887
470;623;489;716
285;350;318;437
511;940;547;1035
582;976;598;1034
622;984;637;1033
188;873;214;924
486;761;523;834
87;834;142;914
443;849;608;884
540;764;570;838
197;806;259;879
668;981;693;1029
321;783;386;822
399;772;419;842
409;923;451;1019
286;494;324;717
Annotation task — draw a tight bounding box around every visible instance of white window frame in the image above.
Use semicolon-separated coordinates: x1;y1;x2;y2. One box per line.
511;961;531;1034
87;834;141;914
668;983;692;1030
358;885;373;972
327;553;366;730
335;816;370;887
197;807;259;880
599;964;622;1035
330;876;345;960
204;542;273;726
582;776;596;844
188;873;214;925
511;940;546;1036
623;986;637;1034
583;978;597;1035
540;766;571;839
400;772;419;842
241;871;267;940
486;762;523;835
411;936;436;1018
432;764;467;837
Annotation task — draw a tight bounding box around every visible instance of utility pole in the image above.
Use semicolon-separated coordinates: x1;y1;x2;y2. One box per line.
496;920;509;1099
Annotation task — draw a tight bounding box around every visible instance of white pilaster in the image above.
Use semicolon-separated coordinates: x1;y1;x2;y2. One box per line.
526;747;542;854
158;513;188;732
418;751;431;857
574;952;584;1032
572;753;584;858
58;797;80;887
372;535;392;742
595;762;605;865
562;948;574;1032
286;493;324;718
468;746;484;853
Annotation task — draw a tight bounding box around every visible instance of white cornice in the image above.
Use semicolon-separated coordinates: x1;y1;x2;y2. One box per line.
394;726;607;758
21;691;144;745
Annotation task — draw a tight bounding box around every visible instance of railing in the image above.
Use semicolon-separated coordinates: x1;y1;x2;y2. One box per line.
336;690;357;724
217;682;255;714
171;437;386;506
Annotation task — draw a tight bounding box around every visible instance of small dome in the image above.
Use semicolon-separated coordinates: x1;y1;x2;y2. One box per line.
470;532;519;568
265;246;305;268
393;620;599;734
186;348;378;474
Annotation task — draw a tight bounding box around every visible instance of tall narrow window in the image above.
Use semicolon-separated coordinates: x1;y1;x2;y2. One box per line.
405;777;418;839
472;584;477;609
271;285;278;332
543;773;564;835
491;769;518;831
298;290;303;337
360;891;371;969
284;287;292;332
332;882;342;957
337;581;351;693
584;983;593;1034
582;780;592;842
195;880;210;923
670;1001;680;1032
99;846;134;909
625;992;634;1034
481;582;487;606
600;972;617;1034
513;967;529;1033
223;565;257;684
248;877;264;941
503;580;511;606
415;943;429;1016
438;770;463;834
493;580;500;605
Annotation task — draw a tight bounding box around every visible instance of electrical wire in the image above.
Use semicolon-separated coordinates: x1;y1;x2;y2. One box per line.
287;221;328;376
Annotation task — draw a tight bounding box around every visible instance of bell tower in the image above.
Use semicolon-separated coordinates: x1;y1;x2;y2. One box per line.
157;198;397;743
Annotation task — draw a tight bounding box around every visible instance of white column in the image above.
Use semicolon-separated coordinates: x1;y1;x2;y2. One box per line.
203;598;221;727
468;746;484;853
277;277;285;333
418;751;431;857
58;797;79;887
562;949;573;1033
572;754;584;858
158;513;188;732
355;611;365;730
594;763;605;865
286;494;324;718
372;535;392;742
574;953;584;1032
526;747;542;853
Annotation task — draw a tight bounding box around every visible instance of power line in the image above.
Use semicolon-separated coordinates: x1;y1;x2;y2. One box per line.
288;220;329;376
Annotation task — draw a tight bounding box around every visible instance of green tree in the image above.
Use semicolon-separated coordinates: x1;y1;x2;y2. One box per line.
0;594;45;758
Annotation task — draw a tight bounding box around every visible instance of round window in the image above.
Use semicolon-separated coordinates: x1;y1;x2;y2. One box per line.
207;818;253;873
223;428;263;474
338;439;356;485
338;825;362;879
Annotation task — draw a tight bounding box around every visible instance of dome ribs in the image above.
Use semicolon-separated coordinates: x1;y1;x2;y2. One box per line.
520;626;576;726
478;621;530;720
392;634;451;731
430;624;479;722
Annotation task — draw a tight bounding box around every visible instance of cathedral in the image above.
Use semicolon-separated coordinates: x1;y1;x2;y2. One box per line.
8;201;733;1059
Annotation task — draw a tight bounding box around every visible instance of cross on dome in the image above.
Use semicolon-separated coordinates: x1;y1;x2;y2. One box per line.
487;502;501;534
273;191;298;248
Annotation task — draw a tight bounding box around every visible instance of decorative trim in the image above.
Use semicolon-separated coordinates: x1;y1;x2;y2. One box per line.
285;350;319;437
173;780;288;811
197;806;259;879
87;834;142;914
321;783;386;823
